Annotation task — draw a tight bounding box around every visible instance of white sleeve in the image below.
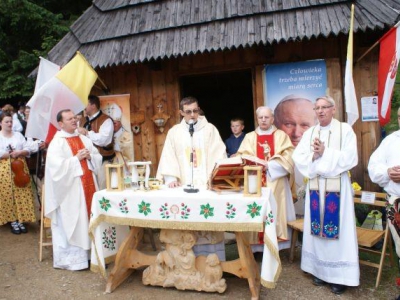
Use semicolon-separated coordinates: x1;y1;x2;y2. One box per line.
87;118;114;147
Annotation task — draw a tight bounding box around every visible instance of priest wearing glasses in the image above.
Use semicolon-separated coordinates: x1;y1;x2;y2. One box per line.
292;96;359;295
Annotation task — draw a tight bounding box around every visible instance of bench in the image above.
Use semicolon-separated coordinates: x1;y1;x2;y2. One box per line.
287;190;395;288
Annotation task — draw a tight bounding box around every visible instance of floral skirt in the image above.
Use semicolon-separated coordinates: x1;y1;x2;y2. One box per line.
0;158;36;225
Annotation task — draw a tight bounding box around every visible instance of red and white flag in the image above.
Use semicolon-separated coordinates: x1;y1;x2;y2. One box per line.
378;22;400;126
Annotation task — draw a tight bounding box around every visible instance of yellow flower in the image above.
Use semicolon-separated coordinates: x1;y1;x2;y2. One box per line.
303;177;309;184
352;182;361;191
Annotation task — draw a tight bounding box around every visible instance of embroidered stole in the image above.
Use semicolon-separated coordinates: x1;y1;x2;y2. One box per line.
309;120;342;239
256;133;275;243
66;136;96;220
256;133;275;187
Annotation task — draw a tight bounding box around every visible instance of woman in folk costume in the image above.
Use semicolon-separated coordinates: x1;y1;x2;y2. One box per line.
0;112;36;234
292;96;359;295
237;106;295;251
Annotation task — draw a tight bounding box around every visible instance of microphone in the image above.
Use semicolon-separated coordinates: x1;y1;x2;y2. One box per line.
188;119;194;136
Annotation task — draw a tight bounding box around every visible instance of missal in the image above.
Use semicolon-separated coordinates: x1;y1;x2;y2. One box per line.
209;155;267;192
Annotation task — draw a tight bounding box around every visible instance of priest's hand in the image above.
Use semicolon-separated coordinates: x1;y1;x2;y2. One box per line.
312;137;325;161
168;181;181;188
77;127;88;136
76;148;91;161
388;165;400;183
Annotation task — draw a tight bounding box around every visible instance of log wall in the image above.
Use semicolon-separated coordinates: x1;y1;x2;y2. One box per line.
97;34;380;190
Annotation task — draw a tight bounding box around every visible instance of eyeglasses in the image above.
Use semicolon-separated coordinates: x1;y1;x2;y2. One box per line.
183;109;200;115
313;105;333;111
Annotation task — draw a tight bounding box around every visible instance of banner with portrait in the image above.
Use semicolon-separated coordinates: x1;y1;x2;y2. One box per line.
99;94;132;133
99;94;134;167
263;60;328;110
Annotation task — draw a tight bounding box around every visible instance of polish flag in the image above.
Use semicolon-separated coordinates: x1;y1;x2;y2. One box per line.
26;52;97;142
378;23;400;126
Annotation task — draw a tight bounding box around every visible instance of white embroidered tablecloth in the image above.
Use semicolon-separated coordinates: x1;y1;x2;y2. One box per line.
89;187;281;288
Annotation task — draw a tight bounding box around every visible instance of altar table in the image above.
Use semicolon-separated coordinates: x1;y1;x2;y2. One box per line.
89;187;281;299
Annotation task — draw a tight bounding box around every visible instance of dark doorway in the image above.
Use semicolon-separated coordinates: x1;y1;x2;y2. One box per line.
180;69;254;142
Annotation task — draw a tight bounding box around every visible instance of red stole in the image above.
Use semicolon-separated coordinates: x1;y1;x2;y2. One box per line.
256;133;275;187
65;136;96;220
256;133;275;160
256;133;275;244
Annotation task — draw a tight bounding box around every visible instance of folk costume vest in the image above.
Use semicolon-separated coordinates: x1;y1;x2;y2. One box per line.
309;119;342;239
84;111;115;161
65;136;96;220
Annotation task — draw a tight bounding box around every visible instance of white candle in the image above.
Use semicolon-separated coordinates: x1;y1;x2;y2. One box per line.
248;174;257;194
111;169;118;189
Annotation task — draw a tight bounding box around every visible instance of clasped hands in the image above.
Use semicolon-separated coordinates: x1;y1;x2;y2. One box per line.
312;137;325;161
388;165;400;183
76;148;91;161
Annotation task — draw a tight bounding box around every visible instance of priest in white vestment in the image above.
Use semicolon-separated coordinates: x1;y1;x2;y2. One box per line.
237;106;295;251
368;107;400;264
293;96;359;294
45;109;102;271
157;96;227;260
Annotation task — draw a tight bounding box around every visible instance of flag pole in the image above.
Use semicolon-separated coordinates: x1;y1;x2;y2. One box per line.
355;20;400;65
96;76;111;94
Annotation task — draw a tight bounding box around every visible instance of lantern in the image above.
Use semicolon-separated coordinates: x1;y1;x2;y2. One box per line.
243;166;262;197
105;163;124;191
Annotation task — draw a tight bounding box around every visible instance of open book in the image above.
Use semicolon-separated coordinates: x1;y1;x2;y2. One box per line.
209;154;267;192
241;154;268;167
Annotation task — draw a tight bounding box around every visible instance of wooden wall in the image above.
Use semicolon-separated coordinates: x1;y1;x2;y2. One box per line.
96;34;380;190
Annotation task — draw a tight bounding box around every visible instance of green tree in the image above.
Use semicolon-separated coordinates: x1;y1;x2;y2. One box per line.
0;0;90;102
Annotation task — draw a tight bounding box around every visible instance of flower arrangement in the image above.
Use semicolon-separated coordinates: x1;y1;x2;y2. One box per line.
352;182;361;191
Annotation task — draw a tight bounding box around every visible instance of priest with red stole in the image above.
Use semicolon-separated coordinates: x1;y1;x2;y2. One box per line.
237;106;295;251
45;109;102;270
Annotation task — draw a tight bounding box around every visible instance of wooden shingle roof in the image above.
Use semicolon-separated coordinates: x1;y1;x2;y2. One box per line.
47;0;400;68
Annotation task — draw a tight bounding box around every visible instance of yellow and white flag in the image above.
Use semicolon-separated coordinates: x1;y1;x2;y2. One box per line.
26;52;97;141
344;4;359;126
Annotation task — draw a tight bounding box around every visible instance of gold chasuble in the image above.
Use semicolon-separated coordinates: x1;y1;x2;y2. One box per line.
238;126;294;241
66;136;96;219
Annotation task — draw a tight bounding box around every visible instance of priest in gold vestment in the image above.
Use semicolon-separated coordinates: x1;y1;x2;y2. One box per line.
237;106;295;251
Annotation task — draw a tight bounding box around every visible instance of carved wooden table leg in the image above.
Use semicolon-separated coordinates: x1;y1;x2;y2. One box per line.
235;232;260;300
105;227;144;293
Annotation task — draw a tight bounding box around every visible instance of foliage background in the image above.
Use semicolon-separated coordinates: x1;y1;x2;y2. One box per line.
0;0;91;105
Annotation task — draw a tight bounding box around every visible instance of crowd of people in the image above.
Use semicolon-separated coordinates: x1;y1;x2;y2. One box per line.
1;93;400;296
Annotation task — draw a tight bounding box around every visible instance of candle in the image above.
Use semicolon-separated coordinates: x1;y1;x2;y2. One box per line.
248;174;257;194
111;169;118;189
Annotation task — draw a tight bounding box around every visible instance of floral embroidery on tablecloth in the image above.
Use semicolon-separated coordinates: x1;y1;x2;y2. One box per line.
159;203;170;219
225;202;236;219
247;202;261;218
200;203;214;219
99;197;111;212
180;203;190;219
138;200;151;216
102;226;117;250
119;199;129;214
265;210;274;225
